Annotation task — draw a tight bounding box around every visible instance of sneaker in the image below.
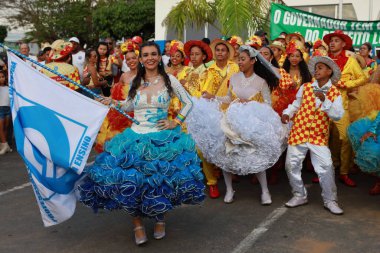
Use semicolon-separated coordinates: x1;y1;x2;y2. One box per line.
324;201;344;215
0;143;10;155
261;191;272;205
285;196;308;208
224;190;235;204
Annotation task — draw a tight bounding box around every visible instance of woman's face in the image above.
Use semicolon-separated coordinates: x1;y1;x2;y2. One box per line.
259;47;273;62
238;51;255;73
0;73;5;85
125;51;138;70
89;51;98;64
97;45;108;57
288;50;302;66
170;51;184;67
271;47;282;58
190;46;206;68
140;45;161;71
359;44;370;57
233;44;240;57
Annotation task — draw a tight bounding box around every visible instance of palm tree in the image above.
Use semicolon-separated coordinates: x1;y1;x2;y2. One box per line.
162;0;215;40
163;0;270;39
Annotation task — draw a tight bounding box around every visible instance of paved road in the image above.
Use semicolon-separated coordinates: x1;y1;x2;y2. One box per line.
1;150;379;253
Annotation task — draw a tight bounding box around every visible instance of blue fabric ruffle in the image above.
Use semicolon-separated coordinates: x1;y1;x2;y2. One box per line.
348;117;380;176
79;126;205;218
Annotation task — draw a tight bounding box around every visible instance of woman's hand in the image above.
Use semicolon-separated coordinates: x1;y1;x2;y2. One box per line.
96;96;113;106
202;91;215;100
360;132;377;143
157;119;178;130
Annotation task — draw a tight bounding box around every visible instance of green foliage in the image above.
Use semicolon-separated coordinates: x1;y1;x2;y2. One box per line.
0;26;7;43
163;0;215;39
2;0;154;45
164;0;270;39
93;0;154;40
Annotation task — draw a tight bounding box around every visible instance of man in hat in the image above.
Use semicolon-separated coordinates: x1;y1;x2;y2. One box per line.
281;56;344;215
69;37;85;82
324;30;367;187
203;39;239;100
255;30;269;46
201;39;239;198
41;39;81;91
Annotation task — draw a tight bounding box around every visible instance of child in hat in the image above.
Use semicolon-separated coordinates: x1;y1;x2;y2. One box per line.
281;56;345;215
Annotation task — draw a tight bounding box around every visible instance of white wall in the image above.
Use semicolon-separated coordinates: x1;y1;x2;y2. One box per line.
155;0;180;41
283;0;380;20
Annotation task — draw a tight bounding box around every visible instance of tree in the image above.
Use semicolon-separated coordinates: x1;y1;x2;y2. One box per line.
163;0;270;39
93;0;155;40
0;26;7;43
162;0;215;40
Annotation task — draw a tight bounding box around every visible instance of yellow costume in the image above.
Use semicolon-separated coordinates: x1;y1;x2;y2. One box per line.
329;52;367;175
203;60;239;97
167;66;190;120
41;62;81;90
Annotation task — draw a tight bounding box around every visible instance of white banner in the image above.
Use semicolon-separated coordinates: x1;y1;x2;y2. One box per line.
7;52;109;226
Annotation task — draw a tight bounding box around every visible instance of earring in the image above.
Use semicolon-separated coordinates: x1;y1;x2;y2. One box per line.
159;62;162;66
141;63;144;68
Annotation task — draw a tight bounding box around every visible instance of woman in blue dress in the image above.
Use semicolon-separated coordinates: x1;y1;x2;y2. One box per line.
79;42;205;245
348;111;380;195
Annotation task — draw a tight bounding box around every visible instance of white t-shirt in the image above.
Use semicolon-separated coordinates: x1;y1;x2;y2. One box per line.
72;51;85;81
0;86;10;106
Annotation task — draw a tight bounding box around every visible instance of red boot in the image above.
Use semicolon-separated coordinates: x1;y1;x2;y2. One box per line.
369;180;380;195
209;185;220;198
311;176;319;184
339;175;357;187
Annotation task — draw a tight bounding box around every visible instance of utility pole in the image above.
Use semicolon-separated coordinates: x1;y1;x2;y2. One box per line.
338;0;343;19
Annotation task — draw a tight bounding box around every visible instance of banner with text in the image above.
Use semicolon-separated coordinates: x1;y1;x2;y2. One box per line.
270;3;380;47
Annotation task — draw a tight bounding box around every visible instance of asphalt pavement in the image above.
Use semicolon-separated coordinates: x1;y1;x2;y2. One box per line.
1;150;379;253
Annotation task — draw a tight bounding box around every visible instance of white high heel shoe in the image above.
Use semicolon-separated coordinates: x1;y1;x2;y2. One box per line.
224;190;235;203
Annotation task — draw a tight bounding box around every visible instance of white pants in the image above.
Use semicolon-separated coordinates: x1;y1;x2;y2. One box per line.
285;143;337;202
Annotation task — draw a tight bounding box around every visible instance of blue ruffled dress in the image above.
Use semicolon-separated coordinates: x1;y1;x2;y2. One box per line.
348;111;380;176
79;76;205;219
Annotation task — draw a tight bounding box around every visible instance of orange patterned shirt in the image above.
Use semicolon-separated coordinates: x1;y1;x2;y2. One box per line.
288;82;340;146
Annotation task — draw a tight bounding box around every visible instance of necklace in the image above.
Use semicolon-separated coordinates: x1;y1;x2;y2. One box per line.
142;75;161;87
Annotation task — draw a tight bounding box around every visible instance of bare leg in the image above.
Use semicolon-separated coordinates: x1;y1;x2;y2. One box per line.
256;171;272;205
223;171;235;203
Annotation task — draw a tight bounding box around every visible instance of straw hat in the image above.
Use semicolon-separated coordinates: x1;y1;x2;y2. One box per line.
286;32;305;44
269;41;286;53
210;39;235;60
308;56;341;84
48;40;74;61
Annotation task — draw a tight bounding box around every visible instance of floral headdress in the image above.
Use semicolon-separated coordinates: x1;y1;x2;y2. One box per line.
121;39;139;56
169;40;185;56
245;35;262;49
313;39;328;51
228;36;243;47
286;40;305;55
48;40;73;61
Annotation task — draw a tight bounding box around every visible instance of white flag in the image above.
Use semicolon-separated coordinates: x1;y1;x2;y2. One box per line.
7;52;109;226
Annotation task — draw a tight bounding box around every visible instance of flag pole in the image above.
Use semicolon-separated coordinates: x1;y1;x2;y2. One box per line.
0;43;139;125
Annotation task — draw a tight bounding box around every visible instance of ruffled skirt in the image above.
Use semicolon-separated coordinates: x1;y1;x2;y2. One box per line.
79;127;205;218
348;83;380;122
348;113;380;176
186;98;288;175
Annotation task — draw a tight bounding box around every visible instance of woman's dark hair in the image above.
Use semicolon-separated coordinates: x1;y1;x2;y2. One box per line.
129;41;173;100
262;46;280;68
167;50;185;67
282;49;312;83
84;48;97;66
240;49;279;91
362;42;373;58
96;42;110;72
0;70;8;86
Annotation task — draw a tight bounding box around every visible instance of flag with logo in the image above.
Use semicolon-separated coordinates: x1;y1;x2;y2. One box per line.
7;52;109;226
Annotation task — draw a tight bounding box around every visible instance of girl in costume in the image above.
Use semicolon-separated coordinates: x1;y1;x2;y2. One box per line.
94;40;138;152
188;45;286;205
79;42;205;245
96;42;113;96
348;111;380;195
82;48;108;97
228;36;244;64
165;40;189;120
178;40;221;198
359;42;377;78
269;41;286;67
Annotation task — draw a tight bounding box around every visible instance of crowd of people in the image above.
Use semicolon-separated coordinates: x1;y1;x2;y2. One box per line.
1;28;380;246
